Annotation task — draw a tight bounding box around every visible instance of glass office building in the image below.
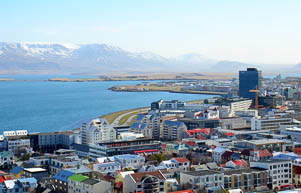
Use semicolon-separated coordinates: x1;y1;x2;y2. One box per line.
239;68;262;101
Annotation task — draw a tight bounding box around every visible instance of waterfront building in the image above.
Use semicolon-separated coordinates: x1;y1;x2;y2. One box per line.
81;118;116;145
151;99;185;110
239;68;262;101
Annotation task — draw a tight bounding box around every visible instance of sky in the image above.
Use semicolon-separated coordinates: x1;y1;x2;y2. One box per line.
1;0;301;65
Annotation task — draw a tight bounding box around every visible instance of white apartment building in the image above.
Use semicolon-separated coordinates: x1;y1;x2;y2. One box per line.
251;117;292;131
180;170;224;192
7;137;31;155
68;175;112;193
81;118;116;145
250;159;292;189
230;99;252;116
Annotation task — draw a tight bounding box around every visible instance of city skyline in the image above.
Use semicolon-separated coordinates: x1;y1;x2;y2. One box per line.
1;0;301;65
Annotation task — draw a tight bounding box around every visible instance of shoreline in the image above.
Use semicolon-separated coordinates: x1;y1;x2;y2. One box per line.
108;87;226;96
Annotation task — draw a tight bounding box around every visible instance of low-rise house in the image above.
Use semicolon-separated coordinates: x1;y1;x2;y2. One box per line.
116;171;135;189
0;151;14;169
171;157;190;171
10;166;24;178
23;168;48;181
225;160;248;169
49;155;82;175
68;174;112;193
113;154;145;170
212;147;227;163
123;170;167;193
0;177;37;193
19;177;38;192
249;149;272;161
180;170;224;192
93;161;121;174
53;170;75;193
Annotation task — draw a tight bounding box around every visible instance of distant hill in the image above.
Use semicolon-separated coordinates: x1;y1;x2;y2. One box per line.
0;42;259;74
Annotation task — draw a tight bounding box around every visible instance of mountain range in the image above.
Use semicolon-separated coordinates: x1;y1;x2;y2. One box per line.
0;42;297;74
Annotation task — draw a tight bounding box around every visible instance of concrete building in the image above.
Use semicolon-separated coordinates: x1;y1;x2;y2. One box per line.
53;170;75;193
130;114;161;139
280;127;301;142
180;170;224;192
250;159;292;190
81;118;116;145
251;117;292;131
223;168;270;191
73;138;161;158
49;155;82;175
151;99;185;110
235;139;287;152
123;170;166;193
23;168;48;181
93;161;121;174
163;120;187;140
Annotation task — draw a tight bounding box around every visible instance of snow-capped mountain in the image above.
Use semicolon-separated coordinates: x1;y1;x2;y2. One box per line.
0;42;169;73
0;42;261;74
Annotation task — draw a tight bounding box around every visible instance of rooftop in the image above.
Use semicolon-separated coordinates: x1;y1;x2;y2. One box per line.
182;170;221;176
82;178;100;185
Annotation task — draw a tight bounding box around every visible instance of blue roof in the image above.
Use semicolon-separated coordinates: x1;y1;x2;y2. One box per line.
96;162;120;167
19;177;37;184
136;115;145;121
164;120;184;127
130;122;141;129
10;166;23;174
273;153;301;161
54;170;75;182
114;154;143;160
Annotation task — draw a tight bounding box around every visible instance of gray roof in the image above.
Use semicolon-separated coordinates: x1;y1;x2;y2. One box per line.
82;178;99;185
223;168;267;176
182;170;222;176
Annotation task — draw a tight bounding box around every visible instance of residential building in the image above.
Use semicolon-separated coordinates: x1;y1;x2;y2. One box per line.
223;168;270;191
130;114;161;139
93;161;121;174
0;151;14;169
212;147;228;163
151;99;185;110
239;68;262;101
163;120;187;140
113;154;145;169
53;170;75;193
0;178;37;193
81;118;116;145
7;136;31;155
68;174;112;193
250;159;292;190
180;170;224;192
123;170;166;193
49;155;82;175
23;168;48;181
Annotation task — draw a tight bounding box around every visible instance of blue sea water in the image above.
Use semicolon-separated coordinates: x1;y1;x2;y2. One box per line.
0;75;215;133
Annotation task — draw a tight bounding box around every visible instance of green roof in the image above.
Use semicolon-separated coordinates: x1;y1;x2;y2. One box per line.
68;174;89;182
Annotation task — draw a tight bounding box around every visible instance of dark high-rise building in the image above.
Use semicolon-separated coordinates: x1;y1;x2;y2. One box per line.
239;68;262;101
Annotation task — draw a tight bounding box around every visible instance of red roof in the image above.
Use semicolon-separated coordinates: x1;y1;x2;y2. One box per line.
224;132;235;137
184;141;197;147
186;128;210;136
258;149;272;157
170;190;194;193
293;148;301;155
172;157;190;163
134;149;159;153
233;159;247;167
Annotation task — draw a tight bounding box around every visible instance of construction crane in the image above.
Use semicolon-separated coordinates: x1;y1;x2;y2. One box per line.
249;86;259;110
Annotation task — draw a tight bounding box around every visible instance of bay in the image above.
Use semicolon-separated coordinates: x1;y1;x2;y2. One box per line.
0;75;215;133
